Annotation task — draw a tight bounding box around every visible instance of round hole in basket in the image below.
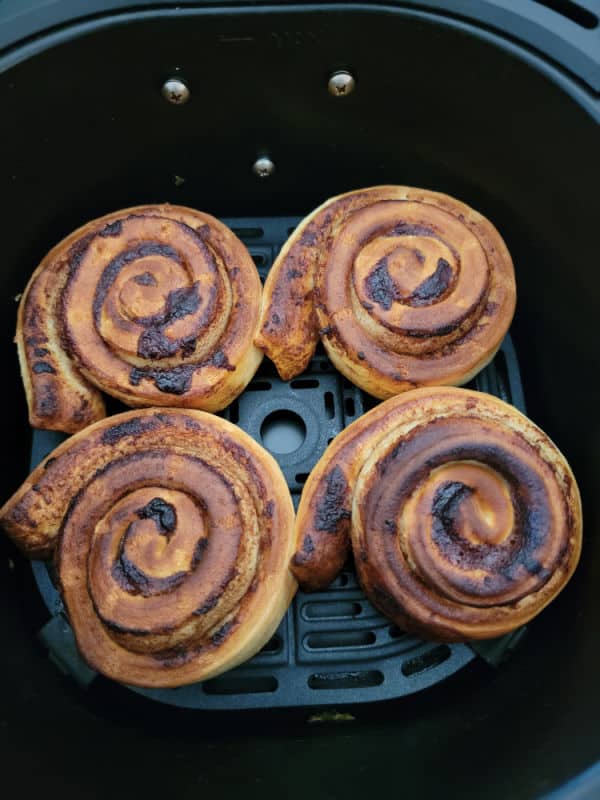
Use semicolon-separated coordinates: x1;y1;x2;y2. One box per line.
260;409;307;454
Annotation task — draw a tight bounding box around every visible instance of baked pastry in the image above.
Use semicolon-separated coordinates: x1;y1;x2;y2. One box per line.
18;204;263;433
292;387;582;641
256;186;516;397
0;409;296;687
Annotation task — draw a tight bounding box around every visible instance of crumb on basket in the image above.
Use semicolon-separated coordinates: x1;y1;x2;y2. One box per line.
307;710;356;724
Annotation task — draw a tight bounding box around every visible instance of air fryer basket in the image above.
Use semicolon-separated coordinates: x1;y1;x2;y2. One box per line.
1;2;599;799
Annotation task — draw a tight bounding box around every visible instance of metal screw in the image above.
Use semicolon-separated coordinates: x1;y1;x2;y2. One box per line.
161;78;190;105
253;156;275;178
328;70;356;97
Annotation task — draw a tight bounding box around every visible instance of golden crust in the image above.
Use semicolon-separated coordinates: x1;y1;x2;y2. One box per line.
293;387;582;641
17;204;263;433
0;409;296;687
256;186;515;396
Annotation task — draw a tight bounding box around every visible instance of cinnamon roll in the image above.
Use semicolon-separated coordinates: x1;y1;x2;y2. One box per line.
256;187;516;397
0;409;296;687
18;205;263;432
292;387;581;641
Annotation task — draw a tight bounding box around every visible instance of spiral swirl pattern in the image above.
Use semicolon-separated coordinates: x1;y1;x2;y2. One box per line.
292;388;581;640
256;187;515;398
0;410;296;686
18;205;263;433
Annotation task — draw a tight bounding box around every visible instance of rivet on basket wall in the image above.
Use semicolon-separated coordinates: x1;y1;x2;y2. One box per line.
253;156;276;178
328;70;356;97
161;77;191;105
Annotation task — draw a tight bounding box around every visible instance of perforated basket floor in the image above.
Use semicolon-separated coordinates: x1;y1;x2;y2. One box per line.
30;216;527;709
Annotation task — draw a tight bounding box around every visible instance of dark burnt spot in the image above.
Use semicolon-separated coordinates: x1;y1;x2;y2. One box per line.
130;364;195;395
314;466;351;532
93;241;183;326
44;457;57;470
265;500;275;518
211;621;233;646
384;519;396;533
272;313;280;325
38;387;58;416
319;325;333;337
362;302;374;311
300;228;318;246
302;535;315;554
111;536;188;600
466;398;478;410
192;537;209;567
183;416;201;432
431;481;473;536
196;224;211;239
32;361;56;375
180;338;197;358
229;267;240;278
485;301;499;315
140;283;200;327
68;232;95;271
134;272;158;287
101;415;159;445
99;220;123;238
364;257;401;311
405;322;460;339
357;351;365;361
112;554;188;598
207;350;235;371
137;497;177;534
9;505;38;529
26;336;46;347
137;283;201;360
26;305;42;330
194;594;219;615
408;258;452;306
34;347;49;358
414;250;426;264
287;269;303;279
137;330;168;360
390;222;435;238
